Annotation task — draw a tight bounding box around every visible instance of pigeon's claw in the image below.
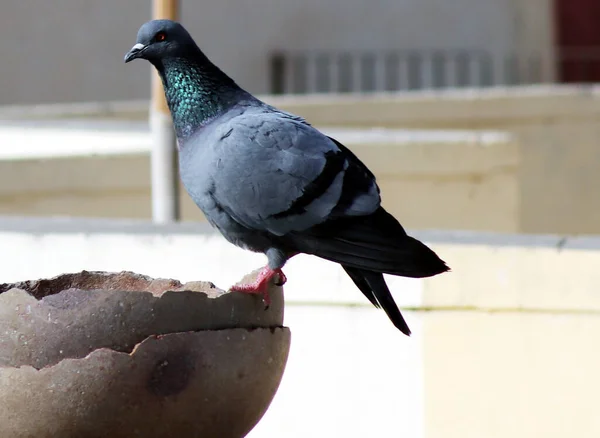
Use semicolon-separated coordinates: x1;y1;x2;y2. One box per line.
273;269;287;286
229;267;287;308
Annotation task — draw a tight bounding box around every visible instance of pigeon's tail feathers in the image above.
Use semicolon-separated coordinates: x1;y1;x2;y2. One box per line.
342;266;411;336
384;234;450;278
291;207;450;278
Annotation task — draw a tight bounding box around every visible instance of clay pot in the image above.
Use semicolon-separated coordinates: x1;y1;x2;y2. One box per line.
0;270;290;438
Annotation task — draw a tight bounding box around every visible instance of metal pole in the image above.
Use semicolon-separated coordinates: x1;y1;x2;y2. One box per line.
150;0;180;223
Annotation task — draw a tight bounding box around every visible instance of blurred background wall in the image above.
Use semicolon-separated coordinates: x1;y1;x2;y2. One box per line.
1;1;600;437
1;0;557;104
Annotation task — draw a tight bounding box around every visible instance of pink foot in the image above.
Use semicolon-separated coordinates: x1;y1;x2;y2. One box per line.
229;267;287;308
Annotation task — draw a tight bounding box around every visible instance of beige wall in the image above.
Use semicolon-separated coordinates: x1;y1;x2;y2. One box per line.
424;311;600;438
270;86;600;234
1;0;554;104
421;237;600;438
0;129;520;232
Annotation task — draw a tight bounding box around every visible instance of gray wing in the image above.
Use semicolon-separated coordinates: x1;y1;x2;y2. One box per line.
208;110;380;236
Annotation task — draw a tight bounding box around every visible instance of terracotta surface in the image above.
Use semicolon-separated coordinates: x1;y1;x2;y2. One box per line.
0;328;291;438
0;271;290;438
0;270;284;368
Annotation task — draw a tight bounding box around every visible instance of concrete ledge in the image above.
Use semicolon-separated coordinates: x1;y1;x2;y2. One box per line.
422;240;600;313
2;84;600;127
0;123;517;232
1;216;599;312
1;215;598;249
0;100;149;121
269;85;600;129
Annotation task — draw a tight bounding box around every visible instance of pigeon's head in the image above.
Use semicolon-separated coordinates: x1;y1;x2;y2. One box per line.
124;19;197;64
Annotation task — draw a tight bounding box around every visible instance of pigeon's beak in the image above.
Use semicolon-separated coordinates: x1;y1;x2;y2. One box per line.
124;43;147;63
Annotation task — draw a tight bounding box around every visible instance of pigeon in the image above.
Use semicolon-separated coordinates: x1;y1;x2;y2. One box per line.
125;19;449;336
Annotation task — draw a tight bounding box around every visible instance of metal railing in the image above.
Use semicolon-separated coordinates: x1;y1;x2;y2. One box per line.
269;48;600;94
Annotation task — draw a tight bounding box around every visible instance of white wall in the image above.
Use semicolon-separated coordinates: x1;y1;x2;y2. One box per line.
0;219;425;438
0;0;554;104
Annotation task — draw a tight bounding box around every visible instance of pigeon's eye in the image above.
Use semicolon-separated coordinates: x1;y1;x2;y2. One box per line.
154;32;166;42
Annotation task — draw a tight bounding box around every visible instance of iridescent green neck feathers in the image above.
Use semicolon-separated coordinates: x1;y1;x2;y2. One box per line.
156;56;242;140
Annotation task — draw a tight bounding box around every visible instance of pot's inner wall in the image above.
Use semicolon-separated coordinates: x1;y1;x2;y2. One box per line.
0;271;183;299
